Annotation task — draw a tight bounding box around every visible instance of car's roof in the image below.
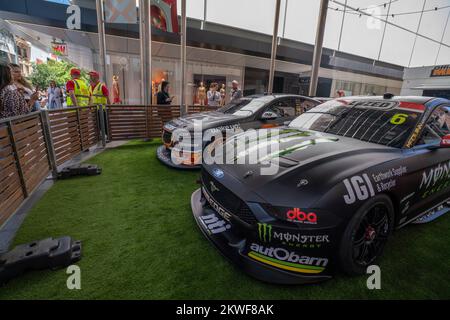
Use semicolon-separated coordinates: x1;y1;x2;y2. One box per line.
338;95;450;107
245;93;320;101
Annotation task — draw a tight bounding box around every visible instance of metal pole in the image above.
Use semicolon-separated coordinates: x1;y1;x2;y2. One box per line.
139;0;152;105
180;0;187;115
377;0;392;60
308;0;329;97
337;0;347;52
435;8;450;65
96;0;108;88
408;0;427;67
268;0;281;95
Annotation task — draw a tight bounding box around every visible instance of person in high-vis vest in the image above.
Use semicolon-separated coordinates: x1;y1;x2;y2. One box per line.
66;68;89;107
88;71;110;106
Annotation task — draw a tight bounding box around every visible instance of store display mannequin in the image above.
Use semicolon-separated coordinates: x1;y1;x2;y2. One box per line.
197;82;206;106
220;84;226;106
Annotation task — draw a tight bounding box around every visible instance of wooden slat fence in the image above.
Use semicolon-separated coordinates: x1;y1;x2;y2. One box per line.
107;105;218;140
0;104;211;227
0;113;50;226
48;106;99;166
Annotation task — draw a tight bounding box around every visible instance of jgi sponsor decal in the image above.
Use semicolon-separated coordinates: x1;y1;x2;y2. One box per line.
343;174;375;205
420;161;450;198
198;213;231;235
248;243;328;274
257;223;329;249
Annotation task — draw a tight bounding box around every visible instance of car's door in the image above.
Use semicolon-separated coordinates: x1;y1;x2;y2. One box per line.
402;105;450;222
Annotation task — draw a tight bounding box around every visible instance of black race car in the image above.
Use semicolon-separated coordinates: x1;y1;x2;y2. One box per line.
191;95;450;284
157;94;321;169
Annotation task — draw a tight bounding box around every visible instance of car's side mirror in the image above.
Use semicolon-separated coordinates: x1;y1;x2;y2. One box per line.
261;111;278;121
440;134;450;148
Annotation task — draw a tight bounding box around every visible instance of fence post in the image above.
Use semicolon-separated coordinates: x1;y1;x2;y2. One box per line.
41;110;58;179
76;107;84;151
105;105;110;142
145;105;149;139
98;105;107;147
7;120;28;197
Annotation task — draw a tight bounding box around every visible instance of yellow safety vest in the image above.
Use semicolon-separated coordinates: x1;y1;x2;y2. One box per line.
67;79;90;107
89;82;108;105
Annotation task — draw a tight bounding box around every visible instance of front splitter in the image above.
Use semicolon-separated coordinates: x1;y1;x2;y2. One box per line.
156;145;201;170
191;188;332;285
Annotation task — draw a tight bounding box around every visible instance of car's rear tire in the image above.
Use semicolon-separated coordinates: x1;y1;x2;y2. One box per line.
338;194;394;275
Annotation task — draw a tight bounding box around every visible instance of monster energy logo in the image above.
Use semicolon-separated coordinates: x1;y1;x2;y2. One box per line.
258;223;272;242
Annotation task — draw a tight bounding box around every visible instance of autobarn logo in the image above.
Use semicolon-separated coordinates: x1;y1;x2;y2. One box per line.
248;243;328;274
198;213;231;235
285;208;317;224
202;187;232;221
257;223;330;249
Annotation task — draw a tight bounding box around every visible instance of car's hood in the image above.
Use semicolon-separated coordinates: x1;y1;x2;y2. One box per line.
166;111;243;131
208;128;402;207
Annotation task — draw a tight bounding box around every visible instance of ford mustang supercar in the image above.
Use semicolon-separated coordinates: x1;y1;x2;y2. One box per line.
157;94;321;169
191;95;450;284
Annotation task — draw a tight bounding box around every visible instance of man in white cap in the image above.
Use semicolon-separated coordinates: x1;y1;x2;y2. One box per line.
230;80;242;102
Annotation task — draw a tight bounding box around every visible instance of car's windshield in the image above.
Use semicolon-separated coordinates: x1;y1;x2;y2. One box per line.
219;97;272;116
289;99;424;148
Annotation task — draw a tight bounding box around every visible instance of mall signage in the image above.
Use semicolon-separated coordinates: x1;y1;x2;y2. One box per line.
51;41;68;56
430;65;450;77
104;0;179;33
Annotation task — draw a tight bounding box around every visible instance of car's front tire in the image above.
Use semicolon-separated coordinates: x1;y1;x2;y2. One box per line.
338;194;394;275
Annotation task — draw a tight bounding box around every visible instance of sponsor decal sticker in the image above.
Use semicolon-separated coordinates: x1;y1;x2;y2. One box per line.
202;187;232;221
198;213;231;235
248;243;328;274
210;181;220;193
257;223;330;248
420;161;450;198
286;208;317;224
343;174;375;205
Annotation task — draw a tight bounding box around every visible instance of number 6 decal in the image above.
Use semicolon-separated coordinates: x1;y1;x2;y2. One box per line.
390;113;408;125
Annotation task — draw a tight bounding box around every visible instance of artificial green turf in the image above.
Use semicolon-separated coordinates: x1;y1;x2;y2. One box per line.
0;140;449;299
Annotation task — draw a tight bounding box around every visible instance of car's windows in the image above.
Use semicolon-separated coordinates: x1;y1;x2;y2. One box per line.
294;98;318;115
265;100;296;118
220;97;272;116
289;100;424;148
416;106;450;145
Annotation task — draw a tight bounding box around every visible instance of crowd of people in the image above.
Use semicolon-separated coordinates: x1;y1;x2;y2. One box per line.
0;63;114;119
1;60;244;119
156;79;242;107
